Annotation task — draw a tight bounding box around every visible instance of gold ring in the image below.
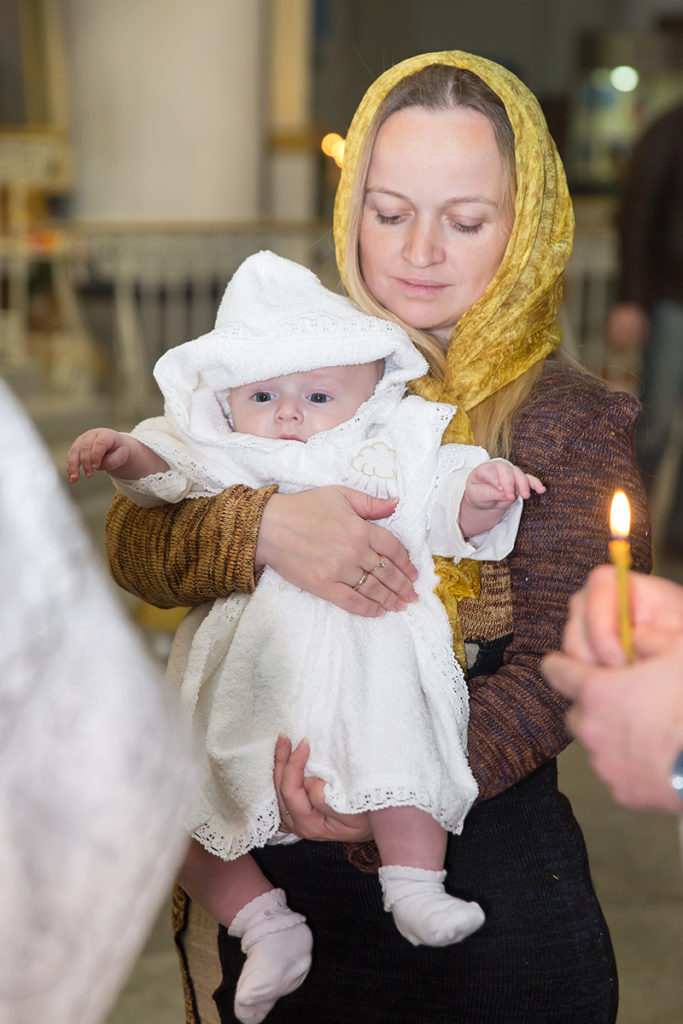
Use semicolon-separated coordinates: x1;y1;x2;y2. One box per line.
353;571;369;591
371;557;386;574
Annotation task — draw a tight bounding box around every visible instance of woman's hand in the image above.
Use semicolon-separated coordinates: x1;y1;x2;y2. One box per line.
256;486;418;616
273;736;373;842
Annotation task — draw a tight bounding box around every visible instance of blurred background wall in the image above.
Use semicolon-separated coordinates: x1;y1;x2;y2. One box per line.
2;0;683;469
4;0;683;224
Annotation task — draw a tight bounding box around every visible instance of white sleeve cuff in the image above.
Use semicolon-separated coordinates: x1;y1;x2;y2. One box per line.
427;458;523;560
113;469;194;508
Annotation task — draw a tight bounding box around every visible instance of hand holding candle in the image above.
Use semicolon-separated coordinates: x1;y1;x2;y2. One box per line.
608;490;633;662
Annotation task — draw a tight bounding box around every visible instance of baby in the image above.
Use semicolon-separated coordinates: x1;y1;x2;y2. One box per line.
68;252;544;1024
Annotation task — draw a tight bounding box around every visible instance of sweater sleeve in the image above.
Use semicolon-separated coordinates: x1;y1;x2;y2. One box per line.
462;364;652;802
104;484;278;608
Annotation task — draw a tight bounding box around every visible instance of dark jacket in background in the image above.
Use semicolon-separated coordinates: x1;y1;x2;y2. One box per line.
617;102;683;308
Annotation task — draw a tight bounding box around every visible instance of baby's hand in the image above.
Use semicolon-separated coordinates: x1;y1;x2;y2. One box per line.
66;428;132;482
459;460;545;539
466;460;545;510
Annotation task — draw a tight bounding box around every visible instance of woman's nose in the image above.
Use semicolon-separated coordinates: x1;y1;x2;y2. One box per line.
402;219;444;267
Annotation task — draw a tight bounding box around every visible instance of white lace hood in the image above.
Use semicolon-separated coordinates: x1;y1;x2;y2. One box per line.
152;250;428;445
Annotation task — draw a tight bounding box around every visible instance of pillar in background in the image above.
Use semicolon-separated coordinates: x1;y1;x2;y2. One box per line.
266;0;317;221
63;0;267;222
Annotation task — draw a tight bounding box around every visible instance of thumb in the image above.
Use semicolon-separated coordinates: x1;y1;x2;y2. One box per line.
541;652;586;700
343;488;398;522
303;777;328;810
633;625;682;659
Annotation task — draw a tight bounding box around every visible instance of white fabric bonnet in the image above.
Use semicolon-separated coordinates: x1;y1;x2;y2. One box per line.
152;250;428;442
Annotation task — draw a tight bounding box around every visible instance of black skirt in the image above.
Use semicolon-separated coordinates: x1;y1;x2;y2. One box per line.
211;759;617;1023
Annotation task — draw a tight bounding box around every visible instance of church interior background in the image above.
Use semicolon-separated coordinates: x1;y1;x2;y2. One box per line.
1;2;682;1021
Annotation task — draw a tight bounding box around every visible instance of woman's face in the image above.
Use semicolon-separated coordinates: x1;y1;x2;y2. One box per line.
359;106;514;345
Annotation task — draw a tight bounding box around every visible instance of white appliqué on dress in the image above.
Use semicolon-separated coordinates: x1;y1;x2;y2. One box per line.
348;441;397;498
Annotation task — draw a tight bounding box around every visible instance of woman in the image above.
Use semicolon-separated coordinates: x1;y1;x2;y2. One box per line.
106;52;650;1022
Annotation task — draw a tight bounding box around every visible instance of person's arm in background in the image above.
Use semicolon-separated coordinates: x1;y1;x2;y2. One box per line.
542;567;683;813
605;114;671;353
462;367;651;801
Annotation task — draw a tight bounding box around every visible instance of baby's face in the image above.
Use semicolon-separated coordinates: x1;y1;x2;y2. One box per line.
228;361;383;442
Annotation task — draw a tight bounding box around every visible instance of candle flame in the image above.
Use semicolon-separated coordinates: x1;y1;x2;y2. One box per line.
610;490;631;538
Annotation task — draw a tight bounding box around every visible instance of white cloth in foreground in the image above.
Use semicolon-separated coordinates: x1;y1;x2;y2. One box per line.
116;252;523;862
0;381;194;1024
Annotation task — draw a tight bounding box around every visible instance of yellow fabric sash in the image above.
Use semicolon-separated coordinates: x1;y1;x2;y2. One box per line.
333;51;574;668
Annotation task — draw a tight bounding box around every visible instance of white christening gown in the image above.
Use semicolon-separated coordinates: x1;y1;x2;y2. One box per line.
118;386;521;861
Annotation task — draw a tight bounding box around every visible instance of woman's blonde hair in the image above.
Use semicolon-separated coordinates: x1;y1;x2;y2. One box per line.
342;64;543;457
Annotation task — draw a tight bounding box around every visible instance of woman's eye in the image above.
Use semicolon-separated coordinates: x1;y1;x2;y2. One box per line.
375;212;403;225
252;391;274;403
307;392;331;404
451;221;483;235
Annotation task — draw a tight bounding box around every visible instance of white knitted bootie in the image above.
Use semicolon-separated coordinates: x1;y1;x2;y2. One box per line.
228;888;313;1024
378;865;485;947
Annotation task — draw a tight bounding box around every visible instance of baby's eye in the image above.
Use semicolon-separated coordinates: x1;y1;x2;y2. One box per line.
251;391;274;403
307;392;331;404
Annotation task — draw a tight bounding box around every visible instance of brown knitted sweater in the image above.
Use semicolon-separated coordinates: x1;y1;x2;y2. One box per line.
106;483;277;606
105;361;650;808
459;361;650;799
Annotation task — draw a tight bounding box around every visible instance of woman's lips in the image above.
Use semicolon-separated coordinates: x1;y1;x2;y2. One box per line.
396;277;448;295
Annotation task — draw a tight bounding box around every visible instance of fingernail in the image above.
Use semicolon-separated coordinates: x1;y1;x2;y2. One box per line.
393;599;407;612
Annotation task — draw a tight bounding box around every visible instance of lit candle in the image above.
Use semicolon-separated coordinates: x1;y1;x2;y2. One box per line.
608;490;633;662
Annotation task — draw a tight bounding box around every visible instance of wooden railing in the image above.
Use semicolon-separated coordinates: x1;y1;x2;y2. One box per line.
73;221;337;416
3;201;632;415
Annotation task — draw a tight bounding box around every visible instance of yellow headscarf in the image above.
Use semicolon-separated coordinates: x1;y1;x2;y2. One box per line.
333;51;574;668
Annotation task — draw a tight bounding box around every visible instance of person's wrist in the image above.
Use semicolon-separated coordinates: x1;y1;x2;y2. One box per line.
670;748;683;811
254;490;282;570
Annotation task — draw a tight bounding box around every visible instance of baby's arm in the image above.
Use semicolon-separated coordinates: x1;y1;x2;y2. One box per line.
459;460;545;540
67;428;169;483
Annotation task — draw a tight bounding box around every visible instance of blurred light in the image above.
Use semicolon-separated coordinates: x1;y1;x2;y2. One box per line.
609;65;639;92
321;132;345;168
